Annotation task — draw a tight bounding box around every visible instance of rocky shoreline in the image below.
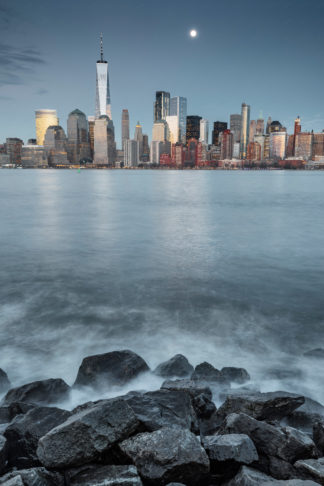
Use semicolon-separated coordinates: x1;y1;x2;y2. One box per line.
1;349;324;485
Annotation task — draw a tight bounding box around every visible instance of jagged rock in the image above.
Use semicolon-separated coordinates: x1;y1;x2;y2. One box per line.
0;403;35;425
2;379;70;406
220;367;250;384
74;350;149;388
219;413;317;464
37;398;139;468
202;433;258;464
0;370;10;394
123;389;198;432
0;467;64;486
304;348;324;359
0;435;7;474
198;410;223;436
67;464;143;485
295;457;324;483
300;397;324;415
313;421;324;455
161;379;212;399
283;411;324;434
191;362;224;383
4;406;71;468
154;355;194;378
191;393;216;419
218;391;305;421
226;465;318;485
119;426;209;485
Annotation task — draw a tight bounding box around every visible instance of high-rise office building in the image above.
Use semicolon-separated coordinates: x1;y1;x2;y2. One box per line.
67;109;91;163
239;103;250;159
44;126;69;166
266;117;272;134
293;116;301;155
295;132;313;160
154;91;170;122
220;130;233;160
230;114;241;143
35;109;59;145
170;96;187;143
269;120;284;133
121;109;130;148
247;142;262;161
212;121;227;146
249;120;256;142
186;116;202;142
270;131;287;159
166;115;179;144
124;139;139;167
88;116;95;159
94;115;116;165
152;121;167;142
199;119;209;144
254;134;266;160
21;145;47;168
313;132;324;157
95;33;112;119
256;118;264;135
171;143;184;167
142;134;150;162
5;138;23;165
134;121;143;159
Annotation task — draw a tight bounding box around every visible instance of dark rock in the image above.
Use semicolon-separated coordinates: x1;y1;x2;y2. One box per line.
202;433;258;464
166;484;186;486
124;389;198;433
282;411;323;434
198;410;223;436
67;464;143;485
191;393;216;419
4;406;71;468
74;350;149;388
299;397;324;416
0;467;64;486
220;367;250;384
218;391;305;421
0;370;10;394
154;355;194;379
0;403;36;425
119;426;209;485
0;435;7;474
161;379;212;399
2;379;70;406
313;421;324;455
37;398;139;468
226;465;318;485
191;362;224;384
295;457;324;483
304;348;324;359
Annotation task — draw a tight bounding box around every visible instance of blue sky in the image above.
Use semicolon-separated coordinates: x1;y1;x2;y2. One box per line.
1;0;324;146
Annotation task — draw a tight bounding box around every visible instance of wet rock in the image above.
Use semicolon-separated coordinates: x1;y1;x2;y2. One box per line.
154;355;194;378
191;362;224;383
295;457;324;483
299;397;324;416
218;391;305;421
67;464;143;486
0;370;10;394
226;465;318;485
191;393;216;419
282;411;323;434
220;367;250;384
0;435;7;473
161;379;212;399
0;403;35;425
313;421;324;456
198;410;223;436
4;406;71;468
303;348;324;359
202;433;258;464
2;379;70;406
0;467;64;486
74;350;149;388
37;398;139;468
119;426;209;485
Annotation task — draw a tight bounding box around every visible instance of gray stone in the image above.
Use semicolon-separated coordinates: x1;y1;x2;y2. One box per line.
37;398;139;468
74;350;149;388
161;379;212;399
226;465;318;485
294;457;324;484
0;435;7;474
313;421;324;455
191;362;224;383
67;464;143;486
0;467;64;486
154;355;194;378
0;370;10;394
191;393;216;419
202;433;258;464
119;426;209;485
0;403;35;425
2;379;70;406
220;367;250;384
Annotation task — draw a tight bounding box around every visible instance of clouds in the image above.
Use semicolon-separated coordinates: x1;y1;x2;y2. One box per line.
0;43;46;86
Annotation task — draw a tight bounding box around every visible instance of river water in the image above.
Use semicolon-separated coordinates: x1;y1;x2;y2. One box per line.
0;169;323;406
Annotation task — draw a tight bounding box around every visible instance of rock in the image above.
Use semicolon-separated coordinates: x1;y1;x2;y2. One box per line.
119;426;209;485
295;457;324;483
220;367;250;384
198;410;223;436
166;484;186;486
282;411;324;434
123;389;198;433
202;433;258;464
74;350;149;388
191;393;216;419
218;391;305;421
154;355;194;379
304;348;324;359
67;464;143;486
161;379;212;399
299;397;324;416
37;398;139;468
0;403;36;425
0;435;7;474
313;421;324;455
2;379;70;406
0;370;10;394
226;465;318;485
191;362;224;383
4;406;71;468
0;467;64;486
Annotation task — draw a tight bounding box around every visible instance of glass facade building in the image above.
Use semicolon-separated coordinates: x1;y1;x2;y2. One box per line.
170;96;187;144
154;91;170;122
121;109;130;149
199;119;209;144
67;109;91;163
186;116;202;142
212;121;227;146
240;103;250;159
35;109;59;146
95;34;112;120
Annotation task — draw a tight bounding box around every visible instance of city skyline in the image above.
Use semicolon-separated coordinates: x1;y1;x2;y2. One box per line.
1;0;324;146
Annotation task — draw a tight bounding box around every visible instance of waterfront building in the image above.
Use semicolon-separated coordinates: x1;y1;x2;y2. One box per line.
88;116;95;159
67;109;91;163
186;116;202;142
170;96;187;143
313;132;324;157
166;115;179;144
293;116;301;155
269;120;284;133
152;121;168;142
230;114;241;143
27;139;37;145
199;119;209;144
254;134;266;160
5;138;23;165
150;140;171;164
270;131;287;159
239;103;250;159
264;134;270;159
35;109;58;145
0;154;10;167
286;135;294;158
93;115;116;165
44;126;69;166
154;91;170;122
124;139;139;167
121;109;130;149
212;121;227;146
95;33;112;119
295;132;313;160
266;117;272;134
142;134;150;162
247;141;262;161
171;143;184;167
249;120;256;142
21;145;48;168
233;142;240;158
256;118;264;135
134;121;143;159
220;130;233;160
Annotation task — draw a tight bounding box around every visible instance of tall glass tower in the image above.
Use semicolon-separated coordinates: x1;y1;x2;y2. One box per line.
170;96;187;144
154;91;170;122
240;103;250;159
95;33;112;120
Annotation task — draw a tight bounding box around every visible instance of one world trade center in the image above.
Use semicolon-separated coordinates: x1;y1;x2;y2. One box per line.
95;33;112;120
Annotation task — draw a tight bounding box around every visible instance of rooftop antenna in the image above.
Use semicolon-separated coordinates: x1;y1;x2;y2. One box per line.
100;32;104;61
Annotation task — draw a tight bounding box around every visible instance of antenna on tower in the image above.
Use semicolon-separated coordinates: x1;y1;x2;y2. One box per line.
100;32;104;62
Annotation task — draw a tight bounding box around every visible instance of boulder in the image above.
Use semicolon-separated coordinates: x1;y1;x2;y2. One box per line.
295;457;324;483
191;393;216;419
119;426;209;485
226;465;318;485
0;403;35;425
218;391;305;421
74;350;149;388
202;433;258;465
303;348;324;359
154;355;194;378
220;367;250;384
191;362;224;383
2;379;70;406
67;464;143;486
313;421;324;455
282;411;324;434
0;370;10;394
0;435;7;474
0;467;64;486
4;406;71;468
161;379;212;399
37;398;139;468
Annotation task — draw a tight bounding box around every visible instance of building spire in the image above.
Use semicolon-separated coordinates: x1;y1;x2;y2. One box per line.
100;32;104;62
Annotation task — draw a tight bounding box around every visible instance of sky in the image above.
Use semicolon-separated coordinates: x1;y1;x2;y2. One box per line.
1;0;324;147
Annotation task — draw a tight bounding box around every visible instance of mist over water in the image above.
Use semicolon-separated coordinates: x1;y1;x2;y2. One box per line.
0;170;324;408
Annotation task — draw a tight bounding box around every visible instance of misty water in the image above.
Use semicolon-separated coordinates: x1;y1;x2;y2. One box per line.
0;169;324;408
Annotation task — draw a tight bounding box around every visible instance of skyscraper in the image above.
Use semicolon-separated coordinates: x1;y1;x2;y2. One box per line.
124;139;139;167
220;130;233;160
199;119;209;144
293;116;301;155
170;96;187;144
256;118;264;135
94;115;116;165
134;121;143;159
152;121;168;142
165;115;179;144
212;121;227;146
249;120;256;142
121;109;130;149
186;116;202;142
5;138;23;165
154;91;170;122
95;33;112;119
239;103;250;159
270;131;287;159
44;126;69;166
230;114;242;143
35;109;59;145
67;109;91;163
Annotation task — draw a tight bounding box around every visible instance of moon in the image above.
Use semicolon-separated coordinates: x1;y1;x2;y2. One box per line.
190;29;198;38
